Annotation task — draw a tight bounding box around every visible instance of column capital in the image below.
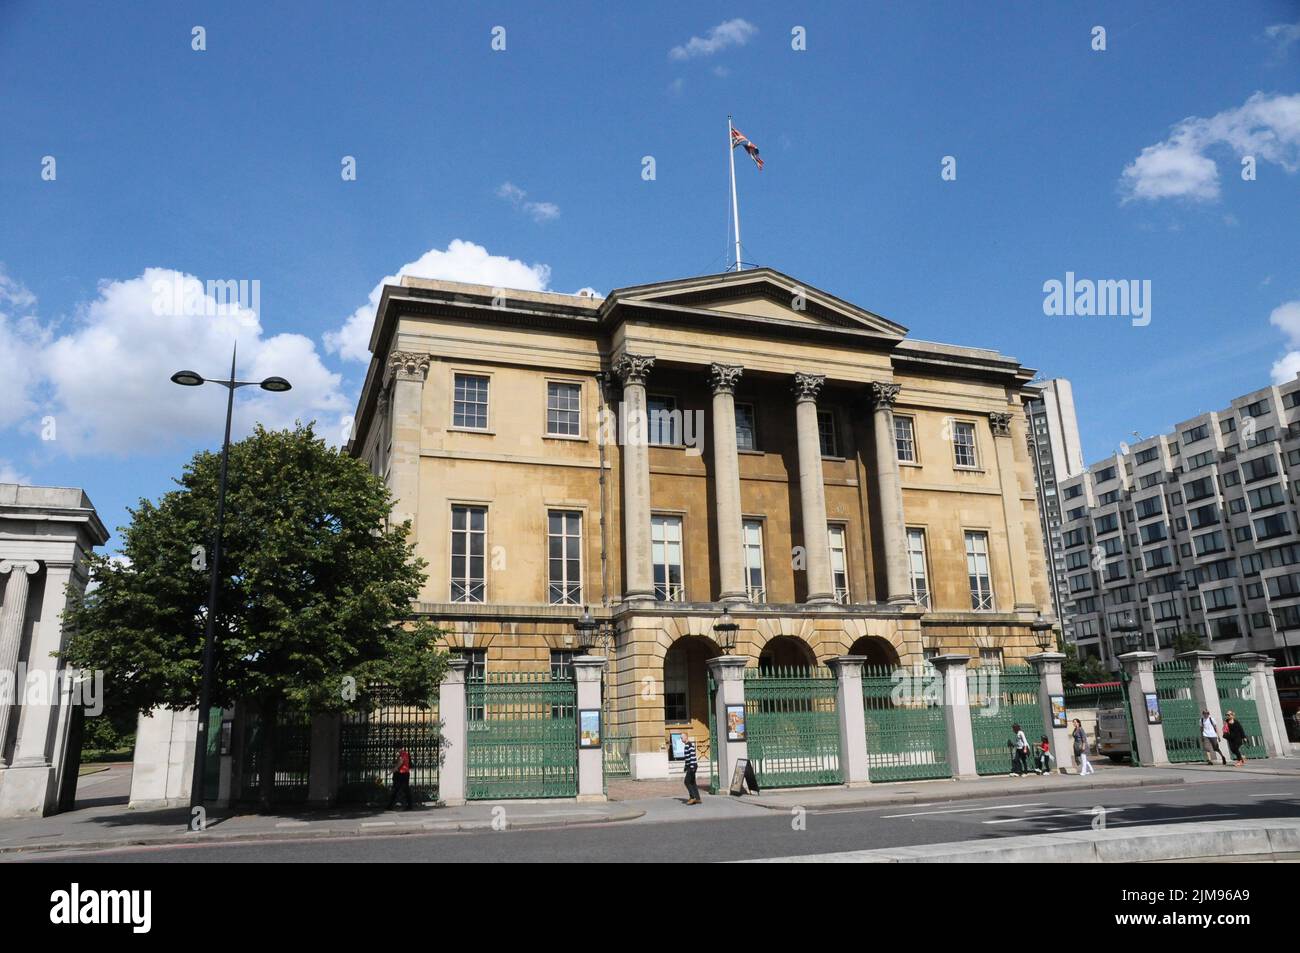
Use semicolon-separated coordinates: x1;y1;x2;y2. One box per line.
869;381;901;410
709;363;744;395
0;560;39;576
792;372;825;403
613;352;655;387
387;350;431;383
989;411;1014;437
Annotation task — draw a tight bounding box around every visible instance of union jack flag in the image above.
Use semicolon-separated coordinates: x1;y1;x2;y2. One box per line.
730;126;764;171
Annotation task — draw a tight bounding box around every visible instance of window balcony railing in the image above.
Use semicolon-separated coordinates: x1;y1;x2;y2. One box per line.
655;582;686;602
833;587;850;605
747;585;767;604
548;583;583;606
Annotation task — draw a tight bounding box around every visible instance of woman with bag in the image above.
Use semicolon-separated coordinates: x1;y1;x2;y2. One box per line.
1223;710;1247;766
1072;718;1094;776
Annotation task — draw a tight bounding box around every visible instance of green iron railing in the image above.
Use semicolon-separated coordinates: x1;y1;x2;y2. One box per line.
338;687;440;804
1063;683;1124;709
967;666;1045;775
862;666;950;782
239;709;311;803
743;666;842;788
1215;662;1268;760
1153;660;1203;763
603;728;632;779
466;672;577;799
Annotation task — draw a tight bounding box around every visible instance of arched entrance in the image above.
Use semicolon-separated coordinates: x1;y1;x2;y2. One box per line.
849;636;900;669
759;635;817;670
662;636;720;766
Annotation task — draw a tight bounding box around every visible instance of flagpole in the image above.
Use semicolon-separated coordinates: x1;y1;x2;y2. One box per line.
728;114;742;272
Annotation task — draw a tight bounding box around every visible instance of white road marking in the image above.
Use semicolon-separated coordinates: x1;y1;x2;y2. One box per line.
1044;812;1238;832
880;802;1048;819
984;807;1130;824
360;821;397;828
1248;792;1293;798
275;821;310;828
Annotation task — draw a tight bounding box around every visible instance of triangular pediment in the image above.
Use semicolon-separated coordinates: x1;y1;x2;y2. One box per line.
604;268;907;341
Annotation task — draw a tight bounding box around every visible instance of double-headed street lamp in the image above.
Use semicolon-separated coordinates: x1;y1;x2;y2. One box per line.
172;345;291;811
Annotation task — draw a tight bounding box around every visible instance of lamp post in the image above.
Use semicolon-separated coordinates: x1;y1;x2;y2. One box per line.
713;607;739;654
1117;614;1143;654
172;345;291;811
1031;615;1056;653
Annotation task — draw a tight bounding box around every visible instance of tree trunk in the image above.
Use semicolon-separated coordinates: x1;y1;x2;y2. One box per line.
258;696;278;811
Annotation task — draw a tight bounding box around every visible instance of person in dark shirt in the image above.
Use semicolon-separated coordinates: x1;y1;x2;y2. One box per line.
682;734;701;805
1223;711;1247;766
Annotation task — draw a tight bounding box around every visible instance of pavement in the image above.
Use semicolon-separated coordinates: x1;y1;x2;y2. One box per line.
3;757;1296;858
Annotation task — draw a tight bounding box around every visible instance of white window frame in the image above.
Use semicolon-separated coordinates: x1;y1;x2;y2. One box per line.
817;408;839;457
545;380;583;438
547;509;583;605
451;372;491;431
450;504;487;603
829;523;850;604
906;527;931;609
647;394;680;447
651;514;685;601
952;420;979;469
743;518;766;603
735;402;758;452
965;530;995;610
895;415;917;463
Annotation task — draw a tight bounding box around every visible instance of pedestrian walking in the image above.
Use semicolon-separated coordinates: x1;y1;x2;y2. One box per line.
1200;709;1229;765
1009;723;1029;776
1223;710;1247;766
387;747;414;810
682;734;701;805
1072;719;1094;775
1034;735;1055;775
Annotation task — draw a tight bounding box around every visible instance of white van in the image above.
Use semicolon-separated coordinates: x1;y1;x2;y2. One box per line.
1096;707;1131;761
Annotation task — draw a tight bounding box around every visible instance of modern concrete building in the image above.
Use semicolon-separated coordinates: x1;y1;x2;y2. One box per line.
0;483;108;817
346;268;1055;779
1060;378;1300;668
1024;379;1085;635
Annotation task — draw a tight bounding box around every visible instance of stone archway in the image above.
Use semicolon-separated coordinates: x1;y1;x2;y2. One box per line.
758;635;817;670
849;635;900;669
662;635;721;766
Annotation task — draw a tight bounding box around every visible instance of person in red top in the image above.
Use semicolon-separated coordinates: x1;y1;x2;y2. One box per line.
387;747;414;810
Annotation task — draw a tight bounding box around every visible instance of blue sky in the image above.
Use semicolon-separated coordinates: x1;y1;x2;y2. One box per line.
1;1;1298;549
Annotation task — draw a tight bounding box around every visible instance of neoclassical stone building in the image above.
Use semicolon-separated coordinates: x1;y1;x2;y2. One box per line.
347;268;1053;778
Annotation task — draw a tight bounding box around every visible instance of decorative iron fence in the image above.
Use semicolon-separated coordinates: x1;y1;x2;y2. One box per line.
1153;660;1203;763
743;666;842;788
338;688;441;804
1063;682;1124;709
239;709;311;803
967;666;1044;775
466;672;577;799
707;673;719;794
1214;662;1268;760
603;728;632;779
862;666;950;782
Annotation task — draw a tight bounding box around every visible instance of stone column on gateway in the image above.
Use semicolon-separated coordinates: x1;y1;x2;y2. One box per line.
0;560;39;767
709;363;747;603
792;372;835;604
868;382;914;604
613;353;656;601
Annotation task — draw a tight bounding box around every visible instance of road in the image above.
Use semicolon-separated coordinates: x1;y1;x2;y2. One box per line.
17;770;1300;863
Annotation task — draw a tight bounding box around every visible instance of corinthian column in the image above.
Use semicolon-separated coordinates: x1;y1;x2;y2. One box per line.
614;353;656;601
710;364;747;602
386;351;430;533
0;560;39;766
990;410;1037;611
870;382;913;604
793;373;834;604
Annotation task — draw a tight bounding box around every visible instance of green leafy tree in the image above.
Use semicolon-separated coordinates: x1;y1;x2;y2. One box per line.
1061;642;1109;688
1173;630;1208;654
63;423;447;807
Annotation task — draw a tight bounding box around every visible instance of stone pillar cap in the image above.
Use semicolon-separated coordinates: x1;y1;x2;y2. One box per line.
1176;650;1218;660
706;655;749;672
572;655;608;667
928;654;971;668
1025;651;1066;662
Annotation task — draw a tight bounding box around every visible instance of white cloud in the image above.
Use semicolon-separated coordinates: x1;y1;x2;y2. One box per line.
1269;300;1300;383
1121;92;1300;202
0;267;48;431
669;18;757;60
14;268;351;456
0;460;29;484
324;240;553;363
1265;21;1300;57
495;181;560;223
